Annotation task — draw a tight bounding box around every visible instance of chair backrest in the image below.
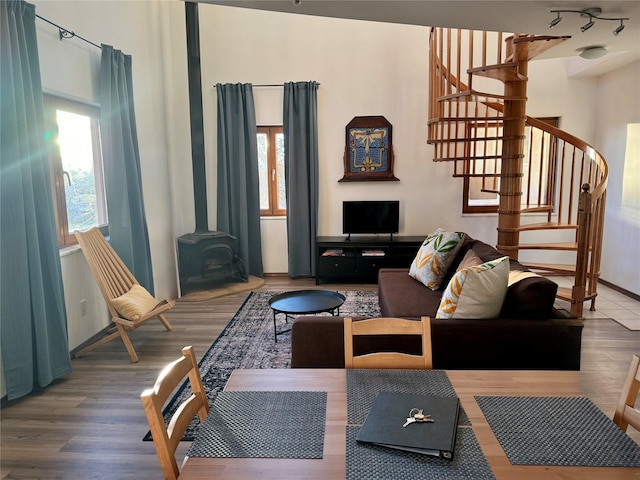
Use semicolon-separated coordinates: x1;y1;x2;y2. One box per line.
613;354;640;433
344;316;432;369
75;227;137;312
141;346;209;480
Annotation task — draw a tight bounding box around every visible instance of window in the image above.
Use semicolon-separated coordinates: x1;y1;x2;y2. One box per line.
257;126;286;216
463;117;559;214
44;95;107;247
622;123;639;222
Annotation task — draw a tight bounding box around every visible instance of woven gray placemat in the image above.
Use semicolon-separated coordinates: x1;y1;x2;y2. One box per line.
476;396;640;467
187;391;326;458
346;426;495;479
347;369;470;426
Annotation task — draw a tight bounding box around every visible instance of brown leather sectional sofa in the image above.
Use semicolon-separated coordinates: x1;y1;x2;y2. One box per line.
291;234;584;370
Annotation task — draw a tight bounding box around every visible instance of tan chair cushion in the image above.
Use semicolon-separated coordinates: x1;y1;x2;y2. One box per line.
110;284;158;321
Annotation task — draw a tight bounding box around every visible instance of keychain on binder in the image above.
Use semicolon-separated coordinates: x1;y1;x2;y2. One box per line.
403;408;435;427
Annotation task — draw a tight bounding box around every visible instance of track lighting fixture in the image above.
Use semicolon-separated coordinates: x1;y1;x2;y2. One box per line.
581;17;595;32
549;8;629;36
549;12;562;28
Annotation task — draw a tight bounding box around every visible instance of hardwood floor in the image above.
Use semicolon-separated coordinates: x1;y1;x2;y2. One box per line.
1;277;638;480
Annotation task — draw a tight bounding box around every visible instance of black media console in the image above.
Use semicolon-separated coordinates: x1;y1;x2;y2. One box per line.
316;236;424;284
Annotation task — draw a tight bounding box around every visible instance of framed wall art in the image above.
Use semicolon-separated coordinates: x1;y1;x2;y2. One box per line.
339;115;399;182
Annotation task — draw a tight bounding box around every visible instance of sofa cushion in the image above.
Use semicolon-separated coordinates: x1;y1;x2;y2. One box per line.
454;249;483;273
436;256;509;319
409;229;465;290
379;268;442;318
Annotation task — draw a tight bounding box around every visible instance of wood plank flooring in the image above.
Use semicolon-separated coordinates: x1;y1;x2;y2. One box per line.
1;277;638;480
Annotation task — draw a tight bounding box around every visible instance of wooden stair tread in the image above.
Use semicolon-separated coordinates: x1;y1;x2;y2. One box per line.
468;62;526;82
520;205;554;213
524;263;576;274
517;242;578;251
428;134;525;144
436;90;526;102
516;222;579;232
507;35;571;62
556;287;597;303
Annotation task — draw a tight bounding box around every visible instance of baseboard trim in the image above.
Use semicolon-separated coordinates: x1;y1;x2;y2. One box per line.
69;324;113;357
599;279;640;301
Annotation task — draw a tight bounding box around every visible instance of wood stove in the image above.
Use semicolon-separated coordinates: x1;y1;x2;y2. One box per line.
177;231;247;295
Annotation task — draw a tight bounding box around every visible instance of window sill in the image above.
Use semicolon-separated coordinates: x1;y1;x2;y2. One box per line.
59;244;82;258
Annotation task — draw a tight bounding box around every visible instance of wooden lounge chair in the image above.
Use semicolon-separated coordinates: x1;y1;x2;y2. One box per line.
75;227;174;362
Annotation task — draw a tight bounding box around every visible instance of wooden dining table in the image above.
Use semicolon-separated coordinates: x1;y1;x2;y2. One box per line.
179;369;640;480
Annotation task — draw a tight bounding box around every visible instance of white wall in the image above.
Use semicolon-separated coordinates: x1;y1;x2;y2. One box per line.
595;61;640;295
30;0;187;346
196;5;496;253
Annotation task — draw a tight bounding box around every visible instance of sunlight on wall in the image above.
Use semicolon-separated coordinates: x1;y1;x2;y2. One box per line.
622;123;640;223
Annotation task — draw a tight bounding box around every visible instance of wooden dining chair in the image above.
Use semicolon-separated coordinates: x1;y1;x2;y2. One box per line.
613;354;640;433
141;346;209;480
75;227;175;362
344;316;432;369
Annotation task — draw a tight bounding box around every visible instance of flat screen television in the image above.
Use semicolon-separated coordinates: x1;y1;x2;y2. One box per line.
343;200;400;237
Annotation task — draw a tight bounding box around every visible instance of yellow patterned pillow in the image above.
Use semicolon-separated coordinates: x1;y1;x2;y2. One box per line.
436;256;509;319
110;284;158;321
409;229;465;290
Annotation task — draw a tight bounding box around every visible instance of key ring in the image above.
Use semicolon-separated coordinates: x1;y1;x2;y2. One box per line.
409;408;433;422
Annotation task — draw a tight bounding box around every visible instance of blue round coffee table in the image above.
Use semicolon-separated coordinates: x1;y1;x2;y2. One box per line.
268;290;346;342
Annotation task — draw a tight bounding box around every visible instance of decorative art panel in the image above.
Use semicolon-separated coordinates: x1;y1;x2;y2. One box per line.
339;116;399;182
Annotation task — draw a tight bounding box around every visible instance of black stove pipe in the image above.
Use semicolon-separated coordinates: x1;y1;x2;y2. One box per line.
185;2;208;233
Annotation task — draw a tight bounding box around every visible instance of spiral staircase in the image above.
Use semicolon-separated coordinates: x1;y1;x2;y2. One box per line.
428;28;608;318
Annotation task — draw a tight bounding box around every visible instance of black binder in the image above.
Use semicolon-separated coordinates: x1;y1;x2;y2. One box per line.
356;391;460;460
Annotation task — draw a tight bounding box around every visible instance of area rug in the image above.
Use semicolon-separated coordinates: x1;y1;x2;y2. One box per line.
144;289;380;441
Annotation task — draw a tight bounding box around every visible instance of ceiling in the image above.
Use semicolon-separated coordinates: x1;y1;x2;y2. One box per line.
199;1;640;76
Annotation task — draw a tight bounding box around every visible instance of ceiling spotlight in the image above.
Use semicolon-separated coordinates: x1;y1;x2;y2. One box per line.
293;0;302;5
581;17;595;32
548;8;630;36
580;46;608;59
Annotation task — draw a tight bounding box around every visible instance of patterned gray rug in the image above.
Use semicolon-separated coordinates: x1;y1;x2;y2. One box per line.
144;289;380;441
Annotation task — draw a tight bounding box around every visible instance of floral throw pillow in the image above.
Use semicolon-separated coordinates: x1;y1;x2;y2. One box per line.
436;256;509;319
409;228;465;290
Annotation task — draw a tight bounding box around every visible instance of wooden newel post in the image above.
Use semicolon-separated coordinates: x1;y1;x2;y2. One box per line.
572;183;592;318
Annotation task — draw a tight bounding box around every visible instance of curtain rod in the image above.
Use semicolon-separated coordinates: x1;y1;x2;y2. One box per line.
35;14;102;50
213;83;321;88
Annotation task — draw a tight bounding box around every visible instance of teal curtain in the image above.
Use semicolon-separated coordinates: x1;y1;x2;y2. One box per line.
283;81;319;277
99;45;154;293
0;0;72;400
216;83;263;277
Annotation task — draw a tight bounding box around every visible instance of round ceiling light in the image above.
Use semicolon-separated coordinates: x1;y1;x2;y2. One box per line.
579;46;608;59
